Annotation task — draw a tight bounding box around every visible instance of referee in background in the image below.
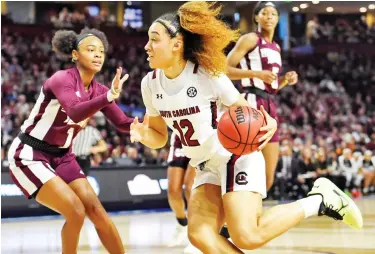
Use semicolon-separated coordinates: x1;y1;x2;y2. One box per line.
72;119;107;176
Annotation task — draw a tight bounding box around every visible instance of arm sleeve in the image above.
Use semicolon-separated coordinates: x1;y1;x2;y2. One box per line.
47;71;111;123
100;85;134;133
209;74;241;106
141;75;160;116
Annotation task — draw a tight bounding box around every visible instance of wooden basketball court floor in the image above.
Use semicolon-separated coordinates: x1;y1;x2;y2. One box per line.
2;198;375;254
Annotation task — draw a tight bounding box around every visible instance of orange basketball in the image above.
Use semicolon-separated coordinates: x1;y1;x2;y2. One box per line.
217;106;266;155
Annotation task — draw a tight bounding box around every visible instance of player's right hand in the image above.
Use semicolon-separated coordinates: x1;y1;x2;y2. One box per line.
256;70;277;84
108;67;129;101
258;105;277;150
130;114;149;143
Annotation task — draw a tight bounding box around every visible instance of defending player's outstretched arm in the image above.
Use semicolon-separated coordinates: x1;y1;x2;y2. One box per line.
47;67;129;124
101;101;134;132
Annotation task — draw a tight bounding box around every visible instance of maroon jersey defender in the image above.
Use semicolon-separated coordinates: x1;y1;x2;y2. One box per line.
7;28;128;254
21;67;131;148
239;32;282;142
226;1;298;194
9;66;132;198
239;32;282;94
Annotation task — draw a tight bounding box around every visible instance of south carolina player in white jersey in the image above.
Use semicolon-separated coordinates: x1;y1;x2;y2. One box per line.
226;1;299;193
7;28;130;254
166;132;196;247
130;2;362;253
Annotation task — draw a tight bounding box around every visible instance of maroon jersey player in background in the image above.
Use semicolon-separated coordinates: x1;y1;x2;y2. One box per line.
7;28;132;254
226;1;298;192
166;132;195;247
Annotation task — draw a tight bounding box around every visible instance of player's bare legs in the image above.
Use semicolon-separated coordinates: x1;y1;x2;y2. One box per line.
168;166;187;219
183;165;196;203
187;184;243;253
36;177;86;254
262;142;280;190
69;179;124;254
363;170;374;194
223;191;306;249
223;176;363;250
168;164;195;249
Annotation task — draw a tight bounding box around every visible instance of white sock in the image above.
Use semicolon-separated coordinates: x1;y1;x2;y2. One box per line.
363;187;368;194
297;195;323;218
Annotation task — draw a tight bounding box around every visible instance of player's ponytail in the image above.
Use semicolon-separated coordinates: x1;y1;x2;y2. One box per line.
52;30;77;58
154;2;240;76
177;2;240;76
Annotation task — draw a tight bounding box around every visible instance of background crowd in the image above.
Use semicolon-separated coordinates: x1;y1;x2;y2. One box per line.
2;10;374;199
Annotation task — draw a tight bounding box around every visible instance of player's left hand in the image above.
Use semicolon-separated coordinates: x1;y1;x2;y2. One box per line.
258;105;277;151
285;71;298;85
130;114;149;143
110;67;129;98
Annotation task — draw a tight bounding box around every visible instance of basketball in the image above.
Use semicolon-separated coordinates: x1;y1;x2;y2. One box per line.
217;106;266;155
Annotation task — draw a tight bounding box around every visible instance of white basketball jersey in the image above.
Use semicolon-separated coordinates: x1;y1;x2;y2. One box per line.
141;61;240;166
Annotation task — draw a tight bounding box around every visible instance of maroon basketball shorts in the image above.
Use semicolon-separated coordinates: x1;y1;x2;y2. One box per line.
244;92;280;143
167;146;190;170
8;137;85;199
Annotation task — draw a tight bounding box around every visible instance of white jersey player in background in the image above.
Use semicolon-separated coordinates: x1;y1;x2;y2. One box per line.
130;2;363;253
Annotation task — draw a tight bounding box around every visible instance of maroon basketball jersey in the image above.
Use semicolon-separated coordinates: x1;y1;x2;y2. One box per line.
19;67;131;148
238;33;282;94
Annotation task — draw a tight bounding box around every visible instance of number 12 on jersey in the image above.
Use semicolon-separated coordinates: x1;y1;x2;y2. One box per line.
172;119;200;147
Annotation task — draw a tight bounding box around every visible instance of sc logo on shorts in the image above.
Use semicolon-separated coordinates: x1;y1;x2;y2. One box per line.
235;172;248;185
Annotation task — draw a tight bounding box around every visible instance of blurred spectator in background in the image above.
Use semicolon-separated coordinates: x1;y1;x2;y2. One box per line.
306;16;319;45
338;149;363;197
362;150;375;195
296;147;317;191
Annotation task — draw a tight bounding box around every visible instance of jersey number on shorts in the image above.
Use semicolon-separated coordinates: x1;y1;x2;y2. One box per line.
172;119;200;147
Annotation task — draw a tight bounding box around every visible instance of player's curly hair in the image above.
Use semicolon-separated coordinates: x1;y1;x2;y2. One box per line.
52;28;109;58
155;2;240;76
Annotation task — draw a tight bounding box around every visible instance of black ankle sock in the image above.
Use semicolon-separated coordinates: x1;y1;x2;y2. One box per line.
176;217;188;226
219;225;230;239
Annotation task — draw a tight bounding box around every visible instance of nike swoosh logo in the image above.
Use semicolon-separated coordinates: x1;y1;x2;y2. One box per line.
333;189;349;209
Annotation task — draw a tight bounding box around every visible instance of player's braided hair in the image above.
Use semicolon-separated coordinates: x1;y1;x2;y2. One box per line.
155;2;240;76
52;28;109;58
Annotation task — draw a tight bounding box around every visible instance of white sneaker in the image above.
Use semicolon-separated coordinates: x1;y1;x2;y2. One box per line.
183;242;202;254
307;177;363;229
167;224;188;247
